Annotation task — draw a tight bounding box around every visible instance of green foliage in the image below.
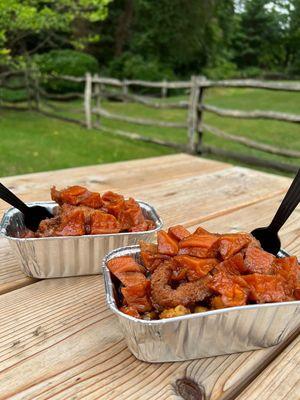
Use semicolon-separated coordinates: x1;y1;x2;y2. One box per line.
35;50;99;92
233;0;286;69
0;0;111;61
93;0;300;80
2;0;300;84
239;67;263;78
108;53;176;81
96;0;237;79
203;59;238;79
285;0;300;75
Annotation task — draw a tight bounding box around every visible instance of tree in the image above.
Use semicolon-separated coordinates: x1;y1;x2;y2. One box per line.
233;0;285;70
285;0;300;73
93;0;236;79
0;0;111;63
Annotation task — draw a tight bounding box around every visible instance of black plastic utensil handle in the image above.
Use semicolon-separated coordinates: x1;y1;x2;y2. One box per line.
269;168;300;233
0;183;29;215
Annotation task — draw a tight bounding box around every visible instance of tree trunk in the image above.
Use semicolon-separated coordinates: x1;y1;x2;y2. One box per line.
114;0;134;57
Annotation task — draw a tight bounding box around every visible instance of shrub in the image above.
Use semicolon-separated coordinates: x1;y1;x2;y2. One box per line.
108;53;175;81
203;59;238;80
239;67;263;79
35;50;99;93
106;53;177;95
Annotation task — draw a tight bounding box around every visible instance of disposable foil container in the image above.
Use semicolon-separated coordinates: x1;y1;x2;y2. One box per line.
0;201;162;278
103;246;300;362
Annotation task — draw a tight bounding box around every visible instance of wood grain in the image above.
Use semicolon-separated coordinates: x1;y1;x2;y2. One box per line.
0;195;299;400
0;154;229;293
0;157;289;294
129;166;289;227
0;154;298;400
0;154;228;202
236;335;300;400
0;239;35;294
0;265;297;400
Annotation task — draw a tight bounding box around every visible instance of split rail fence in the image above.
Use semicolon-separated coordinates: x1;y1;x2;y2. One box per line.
1;70;300;173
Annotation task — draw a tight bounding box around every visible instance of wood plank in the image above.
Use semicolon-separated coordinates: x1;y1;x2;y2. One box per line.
0;273;296;400
128;166;290;227
236;335;300;400
0;194;299;400
0;155;229;294
0;154;229;206
0;239;35;294
0;161;289;294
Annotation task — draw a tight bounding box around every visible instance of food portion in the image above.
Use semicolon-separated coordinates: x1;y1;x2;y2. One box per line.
21;186;156;238
107;225;300;319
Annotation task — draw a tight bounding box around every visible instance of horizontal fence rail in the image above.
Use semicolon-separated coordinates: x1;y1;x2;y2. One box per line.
200;79;300;91
201;104;300;124
1;70;300;173
92;107;187;129
203;123;300;158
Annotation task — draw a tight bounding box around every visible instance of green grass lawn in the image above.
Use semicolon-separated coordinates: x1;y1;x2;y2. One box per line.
0;109;174;177
1;85;300;177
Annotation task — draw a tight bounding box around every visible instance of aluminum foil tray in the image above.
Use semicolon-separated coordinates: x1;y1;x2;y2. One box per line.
0;201;162;278
103;245;300;363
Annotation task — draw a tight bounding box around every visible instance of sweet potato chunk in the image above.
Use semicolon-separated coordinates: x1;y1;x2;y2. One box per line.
121;281;152;312
107;256;144;275
157;230;179;255
218;233;251;260
168;225;191;241
55;209;85;236
116;271;148;287
51;185;102;208
243;274;292;303
102;191;125;217
51;185;85;205
210;272;248;307
244;247;275;274
273;256;300;296
174;255;218;280
193;226;211;235
140;241;170;272
90;211;121;234
179;234;218;249
216;253;247;275
178;234;219;258
118;198;145;231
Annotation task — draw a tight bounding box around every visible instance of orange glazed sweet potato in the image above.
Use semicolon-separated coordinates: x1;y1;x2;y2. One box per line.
107;224;300;320
20;186;156;238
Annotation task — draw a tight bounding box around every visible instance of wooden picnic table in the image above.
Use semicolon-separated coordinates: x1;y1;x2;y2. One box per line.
0;153;299;400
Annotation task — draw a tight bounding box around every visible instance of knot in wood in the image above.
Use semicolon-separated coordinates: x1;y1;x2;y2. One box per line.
175;378;206;400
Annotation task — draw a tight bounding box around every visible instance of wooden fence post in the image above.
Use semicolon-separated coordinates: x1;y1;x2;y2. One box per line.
122;79;129;101
32;70;40;111
24;68;33;110
161;79;168;98
196;76;206;154
84;72;92;129
187;76;200;153
94;74;101;127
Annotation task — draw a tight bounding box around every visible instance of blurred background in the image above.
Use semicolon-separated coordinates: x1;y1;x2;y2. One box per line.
0;0;299;177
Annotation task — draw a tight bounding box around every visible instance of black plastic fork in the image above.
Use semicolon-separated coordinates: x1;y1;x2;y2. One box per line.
0;182;52;232
251;168;300;255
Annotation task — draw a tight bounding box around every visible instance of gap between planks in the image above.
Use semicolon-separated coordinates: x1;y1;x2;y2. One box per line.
0;166;291;295
0;193;300;399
